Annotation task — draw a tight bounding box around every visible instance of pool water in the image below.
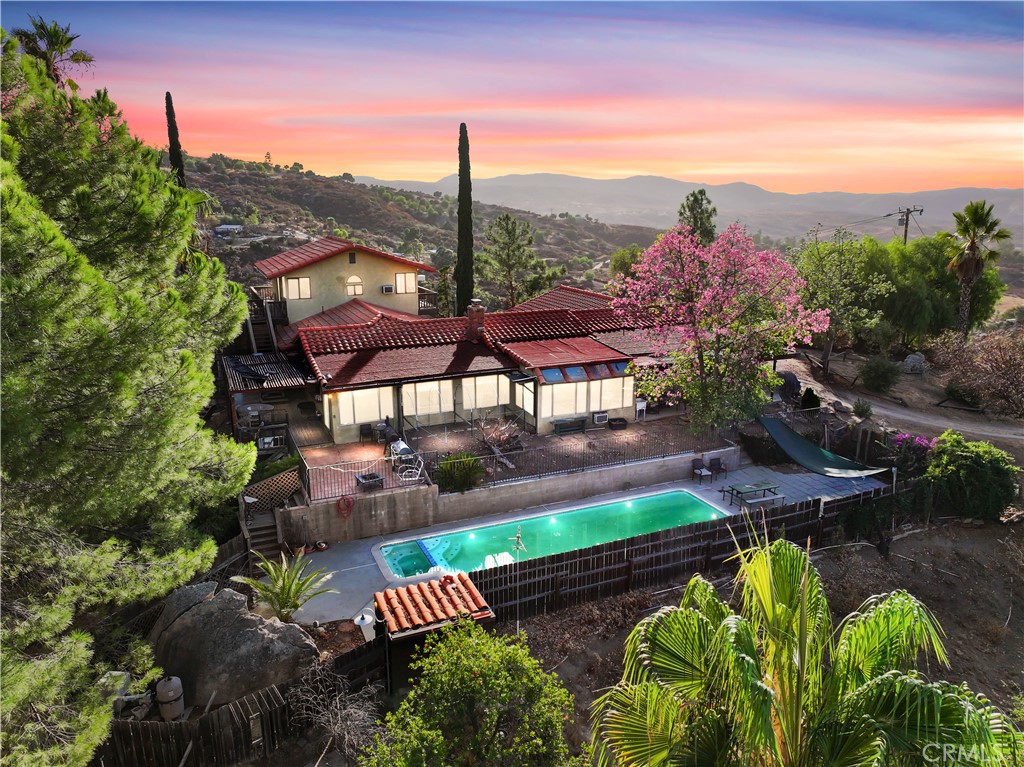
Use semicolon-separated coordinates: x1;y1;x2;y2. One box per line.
380;490;723;578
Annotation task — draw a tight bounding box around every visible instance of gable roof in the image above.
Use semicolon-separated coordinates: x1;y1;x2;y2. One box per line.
254;235;437;279
483;309;589;342
374;573;493;638
509;285;611;312
299;315;469;355
277;298;420;349
309;343;515;388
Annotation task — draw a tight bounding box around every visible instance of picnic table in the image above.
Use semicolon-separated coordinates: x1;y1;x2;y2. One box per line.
724;480;780;507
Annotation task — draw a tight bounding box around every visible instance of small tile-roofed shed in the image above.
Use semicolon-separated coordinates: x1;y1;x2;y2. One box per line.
374;572;493;640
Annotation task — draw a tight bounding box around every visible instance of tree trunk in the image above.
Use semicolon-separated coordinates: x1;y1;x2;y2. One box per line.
957;275;975;338
820;331;836;378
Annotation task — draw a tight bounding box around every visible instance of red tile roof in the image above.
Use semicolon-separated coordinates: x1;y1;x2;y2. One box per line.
309;343;515;388
483;309;589;342
591;329;653;357
499;337;629;369
374;573;493;636
299;315;469;355
509;285;611;312
254;236;436;279
277;298;420;349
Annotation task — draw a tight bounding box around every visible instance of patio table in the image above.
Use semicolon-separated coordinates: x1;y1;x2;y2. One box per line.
724;480;780;507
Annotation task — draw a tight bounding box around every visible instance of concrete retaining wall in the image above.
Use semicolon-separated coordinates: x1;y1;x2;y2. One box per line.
281;446;739;543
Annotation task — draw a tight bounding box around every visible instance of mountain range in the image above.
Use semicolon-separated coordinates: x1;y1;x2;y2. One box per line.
355;173;1024;243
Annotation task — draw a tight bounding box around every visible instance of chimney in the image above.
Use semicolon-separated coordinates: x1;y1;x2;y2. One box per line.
466;298;485;343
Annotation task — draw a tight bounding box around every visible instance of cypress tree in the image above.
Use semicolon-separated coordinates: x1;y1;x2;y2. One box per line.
455;122;474;316
165;91;186;188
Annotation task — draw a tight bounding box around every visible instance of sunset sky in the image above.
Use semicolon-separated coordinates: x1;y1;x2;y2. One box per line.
3;1;1022;193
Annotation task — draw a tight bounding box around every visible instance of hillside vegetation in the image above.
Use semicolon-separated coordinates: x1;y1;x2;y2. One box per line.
187;156;660;291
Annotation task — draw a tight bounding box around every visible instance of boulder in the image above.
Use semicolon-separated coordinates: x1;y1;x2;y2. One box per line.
147;582;217;645
152;587;317;706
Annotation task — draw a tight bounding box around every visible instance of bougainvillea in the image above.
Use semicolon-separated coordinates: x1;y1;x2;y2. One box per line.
885;432;938;478
612;225;829;428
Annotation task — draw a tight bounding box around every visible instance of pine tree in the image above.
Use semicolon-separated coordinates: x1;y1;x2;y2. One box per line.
165;90;186;187
455;122;474;316
479;213;566;309
1;38;253;766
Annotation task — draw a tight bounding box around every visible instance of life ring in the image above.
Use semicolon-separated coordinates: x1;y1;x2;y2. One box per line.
337;495;355;518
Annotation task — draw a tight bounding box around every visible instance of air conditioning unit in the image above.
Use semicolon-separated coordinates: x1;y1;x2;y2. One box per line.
380;284;395;294
592;411;609;425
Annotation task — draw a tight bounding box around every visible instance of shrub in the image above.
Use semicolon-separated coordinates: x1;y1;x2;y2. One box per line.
287;662;381;761
435;451;486;493
924;430;1020;521
884;432;937;479
944;382;983;409
230;551;336;622
852;398;873;419
860;355;901;393
858;319;899;354
360;620;575;767
800;387;821;410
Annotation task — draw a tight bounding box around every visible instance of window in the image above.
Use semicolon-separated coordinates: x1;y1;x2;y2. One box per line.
540;368;566;383
346;275;363;296
563;365;588;382
285;277;311;300
610;361;630;376
395;272;417;294
586;363;612;379
349;252;357;264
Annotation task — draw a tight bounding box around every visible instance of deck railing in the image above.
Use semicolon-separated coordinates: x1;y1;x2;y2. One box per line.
417;285;439;316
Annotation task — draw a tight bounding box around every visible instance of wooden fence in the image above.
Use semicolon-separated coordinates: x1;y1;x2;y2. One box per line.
94;685;288;767
332;634;387;690
469;485;897;621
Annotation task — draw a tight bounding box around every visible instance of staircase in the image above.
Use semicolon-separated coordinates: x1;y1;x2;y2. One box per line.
250;321;276;353
245;513;281;562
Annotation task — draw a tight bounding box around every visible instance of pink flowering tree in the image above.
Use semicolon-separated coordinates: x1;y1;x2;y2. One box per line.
612;225;829;429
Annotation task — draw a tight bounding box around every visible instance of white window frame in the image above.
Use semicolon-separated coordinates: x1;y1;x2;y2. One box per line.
346;275;363;296
395;272;417;294
285;276;311;300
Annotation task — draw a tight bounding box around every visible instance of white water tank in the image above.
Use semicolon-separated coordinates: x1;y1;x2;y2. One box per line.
156;676;184;722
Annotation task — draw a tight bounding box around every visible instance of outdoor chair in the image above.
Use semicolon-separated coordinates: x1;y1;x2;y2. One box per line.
708;457;727;480
692;458;712;485
359;424;373;444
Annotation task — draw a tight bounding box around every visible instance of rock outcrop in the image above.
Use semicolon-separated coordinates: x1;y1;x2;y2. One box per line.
152;587;317;706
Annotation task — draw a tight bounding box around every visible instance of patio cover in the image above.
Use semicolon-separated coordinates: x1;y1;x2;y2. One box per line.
757;416;889;478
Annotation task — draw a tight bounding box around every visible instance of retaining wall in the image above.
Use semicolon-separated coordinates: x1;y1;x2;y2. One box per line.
280;446;739;543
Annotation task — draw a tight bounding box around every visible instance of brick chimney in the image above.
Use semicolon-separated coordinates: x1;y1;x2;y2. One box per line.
466;298;485;343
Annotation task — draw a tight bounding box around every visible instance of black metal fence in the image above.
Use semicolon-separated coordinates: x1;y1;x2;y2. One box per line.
469;483;901;621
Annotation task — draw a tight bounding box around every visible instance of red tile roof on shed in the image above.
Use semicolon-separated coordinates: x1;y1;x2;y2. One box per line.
509;285;611;312
499;336;629;369
309;343;515;388
299;315;469;355
254;235;436;279
374;573;493;636
277;298;420;349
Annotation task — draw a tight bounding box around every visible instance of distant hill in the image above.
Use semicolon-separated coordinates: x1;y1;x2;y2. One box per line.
356;173;1024;244
188;162;658;292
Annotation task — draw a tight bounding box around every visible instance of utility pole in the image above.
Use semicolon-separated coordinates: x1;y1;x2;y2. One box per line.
897;206;924;245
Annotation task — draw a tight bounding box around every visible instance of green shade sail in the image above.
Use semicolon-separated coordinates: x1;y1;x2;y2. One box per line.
758;416;890;478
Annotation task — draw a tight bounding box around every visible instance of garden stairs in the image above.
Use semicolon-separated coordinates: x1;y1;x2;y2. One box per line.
246;513;281;562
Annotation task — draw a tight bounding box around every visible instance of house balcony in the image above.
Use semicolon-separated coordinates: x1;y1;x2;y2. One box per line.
418;286;439;317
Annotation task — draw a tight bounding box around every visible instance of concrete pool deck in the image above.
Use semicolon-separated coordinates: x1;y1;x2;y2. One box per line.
291;465;887;625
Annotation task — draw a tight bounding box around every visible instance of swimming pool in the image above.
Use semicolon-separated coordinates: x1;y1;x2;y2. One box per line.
379;490;724;579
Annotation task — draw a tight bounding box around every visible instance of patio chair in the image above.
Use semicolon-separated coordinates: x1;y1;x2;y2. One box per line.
708;456;727;480
692;458;712;485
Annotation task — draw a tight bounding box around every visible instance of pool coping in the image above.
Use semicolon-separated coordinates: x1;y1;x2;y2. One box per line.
370;479;740;583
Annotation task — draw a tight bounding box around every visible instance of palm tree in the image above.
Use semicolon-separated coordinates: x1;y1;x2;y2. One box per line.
11;16;94;92
230;551;336;622
949;200;1012;336
592;538;1020;766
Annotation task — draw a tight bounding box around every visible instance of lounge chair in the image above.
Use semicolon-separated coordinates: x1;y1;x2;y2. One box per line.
692;458;712;485
708;457;727;480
